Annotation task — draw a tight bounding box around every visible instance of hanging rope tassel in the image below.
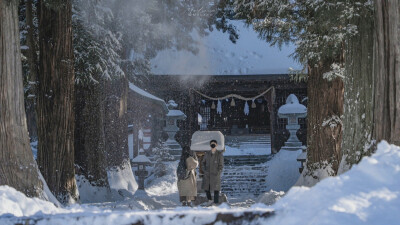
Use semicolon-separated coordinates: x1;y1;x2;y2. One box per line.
230;98;236;107
211;101;216;109
251;100;256;108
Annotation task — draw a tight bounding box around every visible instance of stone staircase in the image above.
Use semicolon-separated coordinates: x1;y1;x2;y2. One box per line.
225;135;271;149
221;134;272;197
221;164;269;196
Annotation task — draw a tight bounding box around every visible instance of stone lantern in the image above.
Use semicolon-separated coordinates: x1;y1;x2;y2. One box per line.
278;94;307;151
164;100;186;159
132;155;151;190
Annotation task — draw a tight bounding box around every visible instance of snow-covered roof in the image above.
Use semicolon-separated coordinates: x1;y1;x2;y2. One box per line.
278;94;307;115
131;155;151;164
167;100;178;108
296;151;307;161
151;20;301;75
128;82;168;112
278;104;307;115
167;109;186;118
191;131;225;151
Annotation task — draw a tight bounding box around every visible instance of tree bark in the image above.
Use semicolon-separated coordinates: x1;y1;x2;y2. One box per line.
37;0;78;203
0;0;43;197
74;81;108;187
373;0;400;145
301;63;344;184
104;77;130;169
24;0;38;140
339;5;375;174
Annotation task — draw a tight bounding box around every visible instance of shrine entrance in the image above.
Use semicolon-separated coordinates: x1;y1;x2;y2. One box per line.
138;74;307;153
194;88;274;137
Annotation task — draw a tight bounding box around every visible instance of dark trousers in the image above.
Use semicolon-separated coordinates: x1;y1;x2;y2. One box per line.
205;190;219;203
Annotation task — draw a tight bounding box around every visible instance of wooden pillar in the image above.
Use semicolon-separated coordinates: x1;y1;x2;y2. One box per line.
133;120;139;157
264;87;277;154
189;89;195;136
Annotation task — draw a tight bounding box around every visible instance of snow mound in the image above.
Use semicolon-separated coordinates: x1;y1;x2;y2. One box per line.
107;160;138;195
76;175;112;203
265;149;302;192
265;141;400;225
257;190;285;206
0;186;66;217
146;161;179;198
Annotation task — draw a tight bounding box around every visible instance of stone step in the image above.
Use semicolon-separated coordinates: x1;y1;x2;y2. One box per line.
221;163;269;196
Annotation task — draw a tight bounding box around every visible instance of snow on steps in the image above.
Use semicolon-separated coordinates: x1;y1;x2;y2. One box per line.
222;135;272;196
224;135;272;156
222;164;269;196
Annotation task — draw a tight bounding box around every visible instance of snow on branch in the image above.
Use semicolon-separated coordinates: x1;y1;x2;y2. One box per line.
323;63;345;81
322;115;342;129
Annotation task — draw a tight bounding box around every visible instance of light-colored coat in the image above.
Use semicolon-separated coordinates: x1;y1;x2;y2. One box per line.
177;156;198;197
201;150;224;191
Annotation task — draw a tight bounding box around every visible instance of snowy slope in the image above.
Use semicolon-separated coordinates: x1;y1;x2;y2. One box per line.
151;20;301;75
263;141;400;225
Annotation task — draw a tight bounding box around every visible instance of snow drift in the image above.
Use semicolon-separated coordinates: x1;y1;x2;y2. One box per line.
76;160;139;203
261;141;400;225
0;186;81;217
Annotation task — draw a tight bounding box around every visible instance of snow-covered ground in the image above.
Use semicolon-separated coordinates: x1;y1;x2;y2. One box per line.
89;161;180;211
264;149;302;192
262;141;400;225
151;20;301;75
2;141;399;225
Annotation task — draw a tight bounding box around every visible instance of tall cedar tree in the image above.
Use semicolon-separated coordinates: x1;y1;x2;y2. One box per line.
0;0;43;197
24;0;39;139
233;0;400;178
233;0;347;184
73;0;117;188
373;0;400;145
340;1;374;173
37;0;78;203
72;0;230;190
338;0;399;173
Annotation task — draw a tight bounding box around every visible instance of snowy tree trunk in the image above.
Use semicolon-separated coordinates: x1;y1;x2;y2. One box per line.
104;77;130;168
0;0;43;197
299;63;344;185
37;0;78;203
74;82;108;187
373;0;400;145
339;6;375;174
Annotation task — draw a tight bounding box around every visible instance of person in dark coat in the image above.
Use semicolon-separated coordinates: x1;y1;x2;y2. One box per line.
177;146;198;206
201;140;224;205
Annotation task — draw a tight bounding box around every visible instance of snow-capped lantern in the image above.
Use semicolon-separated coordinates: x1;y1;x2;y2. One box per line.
164;100;187;159
278;94;307;151
132;155;151;190
165;100;186;139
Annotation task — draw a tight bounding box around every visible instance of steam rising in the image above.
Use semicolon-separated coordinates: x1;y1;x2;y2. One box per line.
75;0;216;87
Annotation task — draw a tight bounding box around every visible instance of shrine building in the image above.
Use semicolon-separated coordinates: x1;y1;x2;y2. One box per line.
138;74;307;153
